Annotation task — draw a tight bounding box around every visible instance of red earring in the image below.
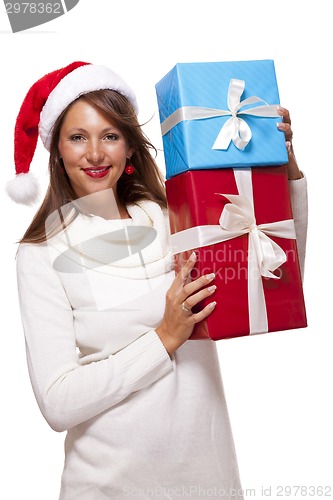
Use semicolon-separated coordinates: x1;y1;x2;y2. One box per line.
125;158;135;175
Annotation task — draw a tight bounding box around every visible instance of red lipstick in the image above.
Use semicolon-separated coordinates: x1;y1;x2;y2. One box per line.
82;166;111;179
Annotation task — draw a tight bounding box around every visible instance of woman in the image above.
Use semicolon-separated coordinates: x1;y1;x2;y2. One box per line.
8;62;307;499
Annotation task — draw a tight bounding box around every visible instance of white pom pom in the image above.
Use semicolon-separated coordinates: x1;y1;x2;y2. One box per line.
6;172;40;206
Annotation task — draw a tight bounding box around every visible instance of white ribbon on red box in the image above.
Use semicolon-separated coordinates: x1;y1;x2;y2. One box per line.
161;78;280;151
171;169;296;334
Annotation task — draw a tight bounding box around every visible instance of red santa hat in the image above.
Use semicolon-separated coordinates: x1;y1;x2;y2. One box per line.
6;61;139;205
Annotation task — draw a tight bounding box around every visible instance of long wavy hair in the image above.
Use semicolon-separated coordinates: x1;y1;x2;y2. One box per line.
20;89;167;244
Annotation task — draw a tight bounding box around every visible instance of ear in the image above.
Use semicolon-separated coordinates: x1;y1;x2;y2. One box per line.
127;147;135;159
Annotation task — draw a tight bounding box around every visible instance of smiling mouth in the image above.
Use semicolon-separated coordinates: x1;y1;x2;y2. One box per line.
82;166;111;178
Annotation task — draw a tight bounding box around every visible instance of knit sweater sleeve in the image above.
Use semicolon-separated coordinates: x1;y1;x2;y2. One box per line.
16;243;174;433
288;175;308;281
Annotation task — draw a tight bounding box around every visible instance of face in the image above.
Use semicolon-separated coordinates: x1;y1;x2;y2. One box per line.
58;99;134;199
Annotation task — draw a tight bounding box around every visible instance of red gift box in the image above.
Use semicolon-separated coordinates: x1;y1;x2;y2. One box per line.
166;166;307;340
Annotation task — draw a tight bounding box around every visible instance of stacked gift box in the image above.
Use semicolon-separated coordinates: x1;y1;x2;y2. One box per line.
155;59;307;340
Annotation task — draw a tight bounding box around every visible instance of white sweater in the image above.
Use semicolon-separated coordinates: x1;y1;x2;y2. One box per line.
16;177;307;500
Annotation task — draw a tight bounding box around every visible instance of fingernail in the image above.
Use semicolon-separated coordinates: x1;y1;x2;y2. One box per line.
277;105;286;112
277;122;285;130
207;285;217;292
205;273;215;280
209;301;217;309
190;252;197;262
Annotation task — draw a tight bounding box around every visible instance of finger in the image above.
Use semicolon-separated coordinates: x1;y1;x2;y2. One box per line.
180;300;193;314
285;141;293;155
180;272;216;302
277;105;291;125
184;284;217;310
277;121;293;142
191;301;217;323
283;122;293;142
172;252;197;290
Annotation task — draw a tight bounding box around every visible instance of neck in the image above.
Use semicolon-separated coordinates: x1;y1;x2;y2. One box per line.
74;189;131;220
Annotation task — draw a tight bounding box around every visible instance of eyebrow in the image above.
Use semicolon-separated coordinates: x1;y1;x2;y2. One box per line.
67;127;120;134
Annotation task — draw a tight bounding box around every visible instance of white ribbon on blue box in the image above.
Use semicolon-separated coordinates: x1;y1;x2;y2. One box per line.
155;60;288;179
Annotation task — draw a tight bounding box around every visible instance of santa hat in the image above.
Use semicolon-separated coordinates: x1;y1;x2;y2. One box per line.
6;61;139;205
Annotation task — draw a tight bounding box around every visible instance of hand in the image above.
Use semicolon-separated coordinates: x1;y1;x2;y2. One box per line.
277;106;303;180
155;252;217;356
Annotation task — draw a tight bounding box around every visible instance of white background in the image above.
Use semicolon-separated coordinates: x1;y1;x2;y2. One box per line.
0;1;332;498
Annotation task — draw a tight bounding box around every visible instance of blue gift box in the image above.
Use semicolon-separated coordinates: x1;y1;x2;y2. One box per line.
155;60;288;179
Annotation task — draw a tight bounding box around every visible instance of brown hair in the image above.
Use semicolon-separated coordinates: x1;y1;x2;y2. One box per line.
20;89;167;244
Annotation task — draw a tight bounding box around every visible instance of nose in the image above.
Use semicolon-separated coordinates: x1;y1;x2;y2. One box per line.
85;140;106;165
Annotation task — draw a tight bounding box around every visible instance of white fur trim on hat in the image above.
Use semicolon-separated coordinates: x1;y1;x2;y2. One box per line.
39;64;139;151
6;172;40;206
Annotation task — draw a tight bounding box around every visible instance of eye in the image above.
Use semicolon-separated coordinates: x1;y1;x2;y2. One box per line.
70;134;85;142
104;133;119;141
